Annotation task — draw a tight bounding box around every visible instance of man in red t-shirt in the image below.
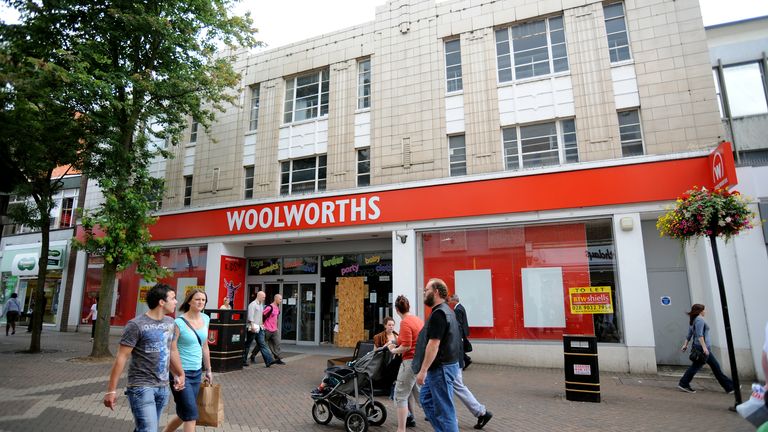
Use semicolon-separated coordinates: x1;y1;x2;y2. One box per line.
388;295;424;431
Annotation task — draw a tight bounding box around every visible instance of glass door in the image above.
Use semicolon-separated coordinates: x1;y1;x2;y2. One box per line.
298;283;318;343
281;283;298;342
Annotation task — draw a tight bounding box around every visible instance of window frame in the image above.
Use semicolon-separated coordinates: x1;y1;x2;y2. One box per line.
279;155;327;195
617;109;644;157
244;166;255;199
357;59;371;110
183;175;193;207
502;119;578;170
249;85;260;131
448;134;467;177
603;2;632;63
283;68;330;124
189;120;198;143
445;39;463;93
357;148;371;187
495;15;569;83
719;61;768;118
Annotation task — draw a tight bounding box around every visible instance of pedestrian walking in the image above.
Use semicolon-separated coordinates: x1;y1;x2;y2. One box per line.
243;290;275;367
89;297;98;341
448;294;472;370
163;288;212;432
2;293;22;336
416;278;462;432
678;303;734;394
263;294;285;365
103;284;185;432
389;296;423;431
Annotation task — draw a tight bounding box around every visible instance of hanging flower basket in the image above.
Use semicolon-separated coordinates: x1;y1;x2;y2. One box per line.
656;186;756;244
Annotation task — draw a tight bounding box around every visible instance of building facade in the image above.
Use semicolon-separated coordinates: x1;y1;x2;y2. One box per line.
59;0;768;377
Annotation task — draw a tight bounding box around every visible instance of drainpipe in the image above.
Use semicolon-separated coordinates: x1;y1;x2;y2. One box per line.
716;59;740;164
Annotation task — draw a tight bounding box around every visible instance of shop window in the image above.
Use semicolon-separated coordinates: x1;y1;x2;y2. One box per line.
283;256;319;274
603;2;631;63
421;219;621;343
248;258;281;276
357;148;370;187
280;155;327;195
249;85;260;131
449;135;466;176
445;39;463;93
357;59;371;110
496;15;568;83
502;119;578;170
284;68;330;124
618;109;644;157
244;165;255;199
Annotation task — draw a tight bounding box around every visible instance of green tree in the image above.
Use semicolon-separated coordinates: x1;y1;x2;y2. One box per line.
3;0;257;357
0;53;87;353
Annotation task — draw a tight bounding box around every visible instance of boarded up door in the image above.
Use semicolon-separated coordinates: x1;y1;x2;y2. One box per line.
336;277;366;348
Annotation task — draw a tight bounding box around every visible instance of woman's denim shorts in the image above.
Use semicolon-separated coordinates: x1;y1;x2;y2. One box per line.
170;368;203;421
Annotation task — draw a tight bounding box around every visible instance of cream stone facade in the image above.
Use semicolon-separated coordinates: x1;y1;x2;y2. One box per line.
162;0;723;210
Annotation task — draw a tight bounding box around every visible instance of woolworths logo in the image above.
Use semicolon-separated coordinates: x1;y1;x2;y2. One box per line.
17;257;36;271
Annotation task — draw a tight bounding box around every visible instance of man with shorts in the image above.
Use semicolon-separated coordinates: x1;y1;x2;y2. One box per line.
389;295;424;431
103;284;185;432
416;278;462;432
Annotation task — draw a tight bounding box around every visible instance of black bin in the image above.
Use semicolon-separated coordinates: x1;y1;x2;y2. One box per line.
563;335;600;403
205;309;246;373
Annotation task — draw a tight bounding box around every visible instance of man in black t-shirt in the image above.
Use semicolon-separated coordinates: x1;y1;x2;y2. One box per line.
415;278;461;432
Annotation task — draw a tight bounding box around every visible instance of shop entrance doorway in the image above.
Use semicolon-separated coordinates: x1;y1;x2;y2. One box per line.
247;277;319;345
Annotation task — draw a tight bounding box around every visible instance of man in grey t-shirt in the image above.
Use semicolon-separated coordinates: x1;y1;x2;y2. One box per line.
104;284;185;432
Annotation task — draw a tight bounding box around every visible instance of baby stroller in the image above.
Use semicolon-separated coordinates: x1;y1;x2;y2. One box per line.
310;345;388;432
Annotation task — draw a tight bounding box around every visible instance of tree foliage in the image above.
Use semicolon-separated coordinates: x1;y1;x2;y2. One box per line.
3;0;258;356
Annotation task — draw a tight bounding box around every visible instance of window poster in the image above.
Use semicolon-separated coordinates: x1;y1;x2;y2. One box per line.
522;267;566;328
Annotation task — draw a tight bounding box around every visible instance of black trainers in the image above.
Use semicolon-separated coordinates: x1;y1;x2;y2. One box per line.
406;415;416;428
274;359;286;365
677;384;696;393
475;410;492;429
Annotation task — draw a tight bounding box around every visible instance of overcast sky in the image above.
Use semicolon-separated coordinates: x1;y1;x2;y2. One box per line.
2;0;767;50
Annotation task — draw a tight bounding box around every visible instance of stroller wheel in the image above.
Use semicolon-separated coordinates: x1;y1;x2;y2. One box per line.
312;400;333;425
344;409;369;432
366;401;387;426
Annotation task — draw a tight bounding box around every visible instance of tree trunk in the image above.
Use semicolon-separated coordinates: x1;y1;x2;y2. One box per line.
90;261;117;358
28;215;50;353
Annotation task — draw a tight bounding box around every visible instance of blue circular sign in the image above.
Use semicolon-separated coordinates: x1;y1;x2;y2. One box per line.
661;296;671;306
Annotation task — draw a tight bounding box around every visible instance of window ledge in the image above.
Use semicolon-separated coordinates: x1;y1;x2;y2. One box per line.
445;90;464;97
280;116;329;128
610;59;635;68
244;130;257;137
497;71;570;88
355;108;371;115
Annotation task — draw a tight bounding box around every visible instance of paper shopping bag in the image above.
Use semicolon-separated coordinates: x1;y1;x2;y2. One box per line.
736;383;768;427
196;382;224;427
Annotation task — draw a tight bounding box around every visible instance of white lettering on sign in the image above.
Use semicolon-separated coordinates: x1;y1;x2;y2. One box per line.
226;196;382;232
712;152;726;189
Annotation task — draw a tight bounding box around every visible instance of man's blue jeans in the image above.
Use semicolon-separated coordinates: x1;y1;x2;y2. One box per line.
419;362;459;432
243;330;274;366
125;385;170;432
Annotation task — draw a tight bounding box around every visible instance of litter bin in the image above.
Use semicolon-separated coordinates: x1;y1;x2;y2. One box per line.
563;335;600;403
205;309;246;373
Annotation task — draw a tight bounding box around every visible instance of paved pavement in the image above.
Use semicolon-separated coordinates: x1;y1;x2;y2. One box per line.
0;327;754;431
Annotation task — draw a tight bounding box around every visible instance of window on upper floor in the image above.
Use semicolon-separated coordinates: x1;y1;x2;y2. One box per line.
249;85;260;131
183;175;192;207
496;15;568;83
503;119;577;170
244;166;255;199
717;62;768;118
189;120;198;143
445;39;463;93
358;59;371;110
284;68;330;124
4;188;80;235
449;135;467;176
280;155;327;195
618;109;644;157
603;2;631;63
357;148;370;187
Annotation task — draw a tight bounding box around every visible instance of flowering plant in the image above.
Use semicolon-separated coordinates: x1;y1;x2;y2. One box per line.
657;186;756;243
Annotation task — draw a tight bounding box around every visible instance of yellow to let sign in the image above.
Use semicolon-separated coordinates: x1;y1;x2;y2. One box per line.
569;286;613;314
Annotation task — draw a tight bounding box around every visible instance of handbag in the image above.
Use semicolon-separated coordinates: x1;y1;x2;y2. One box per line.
688;345;708;363
463;338;473;353
196;381;224;427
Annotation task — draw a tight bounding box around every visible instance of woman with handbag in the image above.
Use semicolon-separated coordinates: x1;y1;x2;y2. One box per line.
163;289;212;432
678;303;734;394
